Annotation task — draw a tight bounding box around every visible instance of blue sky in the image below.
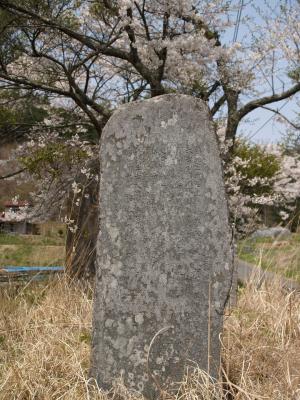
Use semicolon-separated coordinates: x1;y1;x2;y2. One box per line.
240;100;298;144
223;0;299;144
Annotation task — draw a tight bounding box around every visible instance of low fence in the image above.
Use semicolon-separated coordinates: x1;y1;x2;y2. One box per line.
1;262;299;292
0;266;64;285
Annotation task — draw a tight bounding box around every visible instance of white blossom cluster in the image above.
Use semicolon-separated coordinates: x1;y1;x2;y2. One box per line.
14;125;300;235
2;0;299;117
5;0;241;100
266;144;300;221
15;122;98;223
226;141;300;232
216;130;287;233
223;148;279;235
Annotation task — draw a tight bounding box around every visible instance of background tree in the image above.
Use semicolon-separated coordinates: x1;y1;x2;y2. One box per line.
280;112;300;156
17;125;99;278
0;89;49;211
224;139;281;235
0;0;300;277
272;122;300;230
0;90;48;145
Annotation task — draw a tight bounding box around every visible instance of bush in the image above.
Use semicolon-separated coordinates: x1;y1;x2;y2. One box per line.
225;140;281;235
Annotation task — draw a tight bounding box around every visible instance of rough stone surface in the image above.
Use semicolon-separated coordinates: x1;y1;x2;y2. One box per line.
91;94;233;399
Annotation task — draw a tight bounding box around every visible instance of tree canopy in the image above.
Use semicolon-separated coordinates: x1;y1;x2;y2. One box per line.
0;0;299;148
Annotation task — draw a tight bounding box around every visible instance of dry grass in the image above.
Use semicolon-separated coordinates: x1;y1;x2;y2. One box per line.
0;277;299;399
223;281;300;399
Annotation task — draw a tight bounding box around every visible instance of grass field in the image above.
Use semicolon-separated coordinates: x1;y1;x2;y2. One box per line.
1;230;300;282
0;277;299;399
0;233;65;267
238;233;300;282
0;230;299;398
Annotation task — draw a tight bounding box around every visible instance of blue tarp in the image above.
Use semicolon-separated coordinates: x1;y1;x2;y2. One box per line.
1;266;64;272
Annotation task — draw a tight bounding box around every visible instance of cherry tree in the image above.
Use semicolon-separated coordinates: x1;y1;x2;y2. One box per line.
0;0;300;277
265;143;300;229
16;124;100;277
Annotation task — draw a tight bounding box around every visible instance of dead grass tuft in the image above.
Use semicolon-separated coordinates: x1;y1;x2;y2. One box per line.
223;279;300;399
0;276;299;399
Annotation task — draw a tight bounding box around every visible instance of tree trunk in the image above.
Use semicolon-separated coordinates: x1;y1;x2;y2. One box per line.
65;177;99;280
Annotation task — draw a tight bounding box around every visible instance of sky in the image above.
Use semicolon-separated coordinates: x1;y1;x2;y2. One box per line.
224;0;299;144
240;100;298;144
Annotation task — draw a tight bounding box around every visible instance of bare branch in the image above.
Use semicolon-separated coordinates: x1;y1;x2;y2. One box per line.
261;105;300;130
0;0;164;95
210;94;226;116
0;71;71;97
238;82;300;120
0;0;131;60
134;1;151;41
0;167;26;180
206;81;220;100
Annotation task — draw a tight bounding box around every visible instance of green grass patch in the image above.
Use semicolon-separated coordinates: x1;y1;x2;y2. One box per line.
0;233;65;267
0;244;65;267
0;233;64;246
238;233;300;282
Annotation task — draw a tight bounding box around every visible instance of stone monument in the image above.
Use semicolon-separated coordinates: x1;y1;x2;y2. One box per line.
91;94;233;398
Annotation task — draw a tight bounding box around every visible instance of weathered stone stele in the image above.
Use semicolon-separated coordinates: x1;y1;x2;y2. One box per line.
91;94;233;399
